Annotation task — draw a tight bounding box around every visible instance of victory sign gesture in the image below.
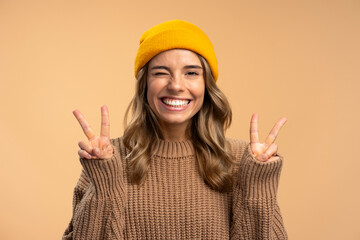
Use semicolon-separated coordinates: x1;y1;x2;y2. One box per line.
250;113;287;162
73;105;114;160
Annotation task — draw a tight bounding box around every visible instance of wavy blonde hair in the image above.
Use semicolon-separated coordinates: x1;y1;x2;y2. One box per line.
123;54;235;192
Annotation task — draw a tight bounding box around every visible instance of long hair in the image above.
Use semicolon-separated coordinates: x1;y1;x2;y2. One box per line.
123;54;235;192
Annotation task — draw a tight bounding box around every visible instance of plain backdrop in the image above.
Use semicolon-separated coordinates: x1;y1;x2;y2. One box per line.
1;0;359;239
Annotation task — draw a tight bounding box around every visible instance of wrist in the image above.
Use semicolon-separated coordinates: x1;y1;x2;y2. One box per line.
238;144;283;199
80;146;123;197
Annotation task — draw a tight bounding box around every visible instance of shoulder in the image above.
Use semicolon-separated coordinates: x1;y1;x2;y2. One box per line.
226;138;248;149
109;136;128;157
110;136;124;148
226;138;250;162
109;136;129;168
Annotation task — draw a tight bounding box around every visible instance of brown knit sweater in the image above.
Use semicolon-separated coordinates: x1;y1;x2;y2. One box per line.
63;137;287;239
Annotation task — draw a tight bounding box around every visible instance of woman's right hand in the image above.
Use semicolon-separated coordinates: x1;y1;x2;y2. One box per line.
73;105;114;160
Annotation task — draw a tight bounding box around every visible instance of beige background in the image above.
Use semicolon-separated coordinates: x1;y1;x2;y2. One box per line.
1;0;359;239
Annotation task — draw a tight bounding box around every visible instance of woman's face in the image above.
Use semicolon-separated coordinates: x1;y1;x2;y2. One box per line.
147;49;205;134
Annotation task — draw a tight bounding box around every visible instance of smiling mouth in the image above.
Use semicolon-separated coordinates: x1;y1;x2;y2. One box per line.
161;97;191;107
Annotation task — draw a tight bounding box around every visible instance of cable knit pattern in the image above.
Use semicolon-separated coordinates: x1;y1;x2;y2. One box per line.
63;137;287;239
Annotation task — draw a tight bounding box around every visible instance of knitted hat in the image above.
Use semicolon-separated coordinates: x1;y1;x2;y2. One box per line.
134;19;218;81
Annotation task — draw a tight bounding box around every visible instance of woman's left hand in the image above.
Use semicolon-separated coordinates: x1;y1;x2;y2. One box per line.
249;113;287;162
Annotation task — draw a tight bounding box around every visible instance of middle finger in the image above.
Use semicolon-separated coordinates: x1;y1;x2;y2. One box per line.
100;105;110;138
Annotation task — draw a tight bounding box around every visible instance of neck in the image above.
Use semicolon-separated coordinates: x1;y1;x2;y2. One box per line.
159;121;191;142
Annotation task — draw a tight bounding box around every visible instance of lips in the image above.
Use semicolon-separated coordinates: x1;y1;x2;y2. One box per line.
161;97;191;107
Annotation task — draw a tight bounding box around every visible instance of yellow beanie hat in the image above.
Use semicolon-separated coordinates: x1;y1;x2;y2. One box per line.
134;19;218;81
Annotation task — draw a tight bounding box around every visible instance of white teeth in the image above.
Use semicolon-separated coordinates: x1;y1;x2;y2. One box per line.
162;98;190;107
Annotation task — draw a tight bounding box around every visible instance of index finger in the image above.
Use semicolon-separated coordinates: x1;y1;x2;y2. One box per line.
264;117;287;146
73;109;96;140
100;105;110;138
250;113;260;144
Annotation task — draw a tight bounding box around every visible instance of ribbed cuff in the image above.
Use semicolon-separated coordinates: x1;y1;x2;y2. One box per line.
238;144;283;199
80;146;123;197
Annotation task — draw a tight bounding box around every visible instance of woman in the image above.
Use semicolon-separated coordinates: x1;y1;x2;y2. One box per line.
63;20;288;239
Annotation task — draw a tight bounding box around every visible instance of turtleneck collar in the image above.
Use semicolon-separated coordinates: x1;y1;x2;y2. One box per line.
151;138;194;159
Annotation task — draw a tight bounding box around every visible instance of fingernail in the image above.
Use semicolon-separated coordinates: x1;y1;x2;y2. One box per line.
95;148;100;155
261;154;267;161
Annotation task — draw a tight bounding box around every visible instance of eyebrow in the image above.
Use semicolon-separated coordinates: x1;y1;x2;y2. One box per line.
184;65;203;69
150;65;203;71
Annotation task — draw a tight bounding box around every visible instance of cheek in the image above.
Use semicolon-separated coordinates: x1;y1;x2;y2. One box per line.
146;79;152;106
146;80;159;110
192;82;206;102
146;87;154;109
197;94;205;111
191;87;206;114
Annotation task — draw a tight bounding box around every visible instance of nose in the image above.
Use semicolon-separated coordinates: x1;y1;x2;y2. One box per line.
167;73;185;92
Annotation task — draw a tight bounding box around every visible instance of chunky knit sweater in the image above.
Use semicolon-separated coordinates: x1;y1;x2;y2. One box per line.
63;137;287;239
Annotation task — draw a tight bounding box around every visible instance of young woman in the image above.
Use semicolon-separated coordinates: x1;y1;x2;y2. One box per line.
63;20;288;239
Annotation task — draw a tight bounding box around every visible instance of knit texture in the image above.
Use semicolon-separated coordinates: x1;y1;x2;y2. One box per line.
134;20;219;81
63;137;287;239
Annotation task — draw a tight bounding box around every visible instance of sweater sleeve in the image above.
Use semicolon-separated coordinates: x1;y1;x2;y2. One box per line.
62;139;126;240
229;139;287;240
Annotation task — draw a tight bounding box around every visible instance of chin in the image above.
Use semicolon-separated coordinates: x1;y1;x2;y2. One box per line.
158;115;192;127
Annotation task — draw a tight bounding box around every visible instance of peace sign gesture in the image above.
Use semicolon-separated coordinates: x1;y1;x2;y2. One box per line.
73;105;114;160
250;113;287;162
